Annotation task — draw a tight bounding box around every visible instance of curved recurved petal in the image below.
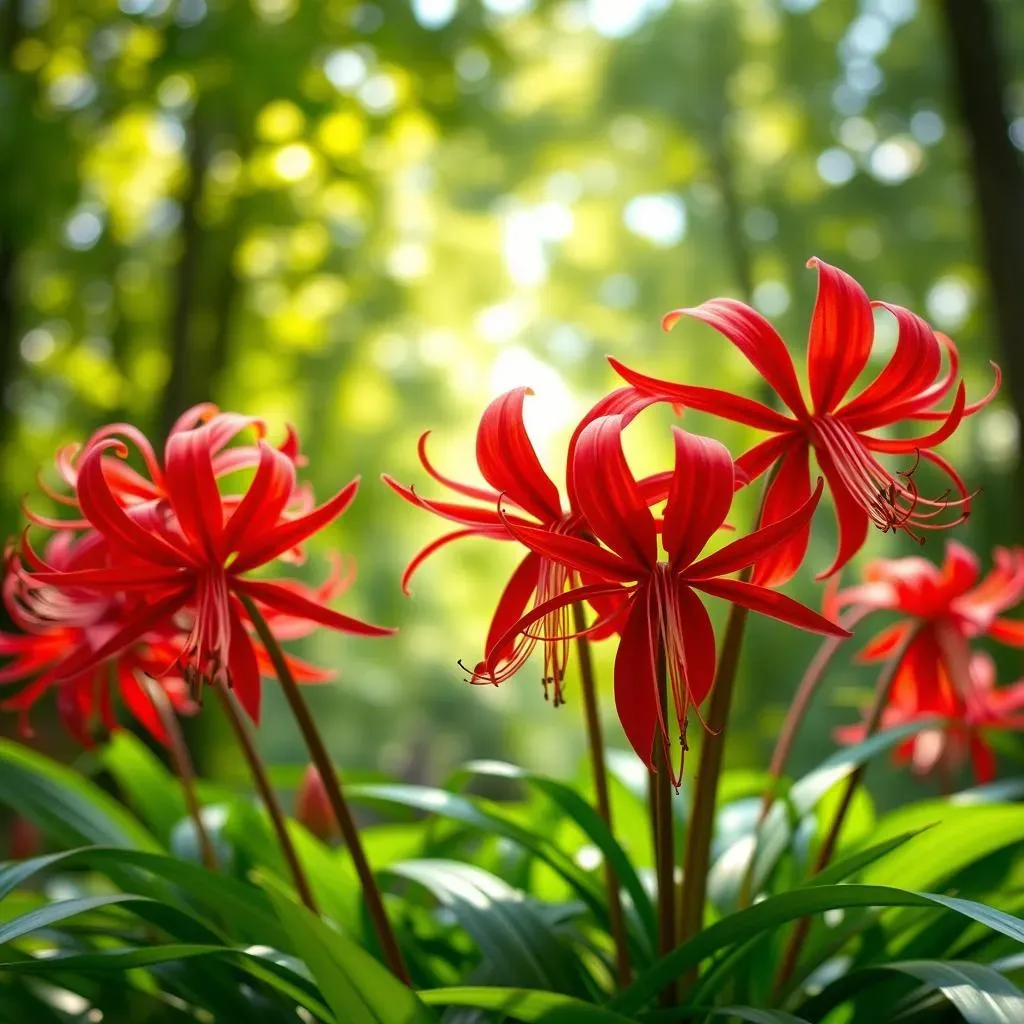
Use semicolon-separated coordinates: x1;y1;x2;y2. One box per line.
609;357;795;432
572;415;658;572
858;620;914;662
400;527;503;595
807;258;875;415
687;477;824;583
663;297;808;417
693;577;850;637
989;618;1024;647
234;577;395;637
77;443;192;568
860;382;967;454
838;303;943;428
613;592;659;770
231;478;360;573
566;387;659;511
476;388;563;523
499;512;636;582
221;441;297;559
417;431;501;504
662;428;735;571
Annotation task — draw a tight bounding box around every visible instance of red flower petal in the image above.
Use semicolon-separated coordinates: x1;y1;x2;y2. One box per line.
969;734;997;784
662;428;735;570
417;431;501;504
609;357;796;432
675;585;717;706
912;361;1001;421
228;602;262;723
989;618;1024;647
231;478;360;574
692;577;849;636
400;527;504;596
118;667;169;745
498;513;636;583
566;387;658;511
749;442;814;587
77;443;192;567
837;303;943;429
735;433;796;486
381;475;518;530
164;427;227;560
813;443;871;580
221;441;297;558
234;577;395;637
688;477;824;582
860;381;966;454
613;593;659;770
806;258;875;415
476;388;563;523
663;298;808;417
484;553;541;666
571;415;657;571
857;620;913;662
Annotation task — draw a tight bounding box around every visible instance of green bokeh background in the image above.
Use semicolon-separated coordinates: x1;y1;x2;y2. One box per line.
1;0;1021;804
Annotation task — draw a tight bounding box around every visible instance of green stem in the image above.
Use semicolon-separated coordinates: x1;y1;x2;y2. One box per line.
144;676;217;872
773;626;918;994
215;679;318;912
652;644;676;1006
241;594;411;986
572;602;631;988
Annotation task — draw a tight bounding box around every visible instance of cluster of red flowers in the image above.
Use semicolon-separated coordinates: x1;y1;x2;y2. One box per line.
386;259;1000;783
834;542;1024;785
1;257;1010;788
0;404;390;745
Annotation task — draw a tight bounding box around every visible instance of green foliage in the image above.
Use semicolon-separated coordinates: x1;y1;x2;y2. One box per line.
1;727;1023;1021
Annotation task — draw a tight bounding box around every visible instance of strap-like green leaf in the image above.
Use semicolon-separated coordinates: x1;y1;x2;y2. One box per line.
422;986;637;1022
259;870;437;1024
0;739;160;850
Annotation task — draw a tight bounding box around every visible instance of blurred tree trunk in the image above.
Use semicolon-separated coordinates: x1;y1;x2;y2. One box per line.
159;113;208;438
0;0;23;460
939;0;1024;515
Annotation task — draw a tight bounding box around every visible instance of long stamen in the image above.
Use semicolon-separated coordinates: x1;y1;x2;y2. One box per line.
814;418;970;540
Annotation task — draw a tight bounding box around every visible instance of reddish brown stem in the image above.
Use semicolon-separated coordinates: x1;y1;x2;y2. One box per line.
241;595;411;986
144;676;217;872
216;680;318;912
572;602;631;987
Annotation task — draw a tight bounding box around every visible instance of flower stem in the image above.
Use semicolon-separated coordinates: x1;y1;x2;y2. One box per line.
144;676;217;872
773;626;917;995
677;596;750;973
652;644;676;1006
215;679;318;912
738;608;866;906
240;595;411;987
572;601;631;988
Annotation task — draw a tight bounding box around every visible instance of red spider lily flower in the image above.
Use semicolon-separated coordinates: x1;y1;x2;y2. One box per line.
30;403;308;533
476;415;849;784
610;258;1000;586
837;651;1024;785
830;541;1024;694
22;417;393;723
382;386;658;705
0;532;194;745
295;764;339;842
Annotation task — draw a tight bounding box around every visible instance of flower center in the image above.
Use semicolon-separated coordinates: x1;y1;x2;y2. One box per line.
179;569;233;701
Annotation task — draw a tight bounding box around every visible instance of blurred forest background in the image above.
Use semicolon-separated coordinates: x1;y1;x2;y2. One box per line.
1;0;1023;804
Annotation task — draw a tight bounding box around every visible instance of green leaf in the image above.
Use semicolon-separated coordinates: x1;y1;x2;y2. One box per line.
0;893;157;944
259;870;437;1024
456;760;656;945
749;719;940;893
611;884;1024;1014
99;732;186;843
0;943;336;1022
421;986;637;1022
0;740;161;851
348;783;613;932
0;846;290;950
642;1009;811;1024
387;858;589;995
